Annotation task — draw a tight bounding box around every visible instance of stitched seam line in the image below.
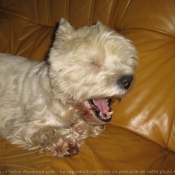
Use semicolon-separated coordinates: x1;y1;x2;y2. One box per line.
120;27;175;38
66;0;69;20
47;0;51;26
167;111;175;150
3;13;12;53
89;0;95;25
36;0;39;24
109;0;117;28
1;12;54;27
28;27;42;59
118;0;131;29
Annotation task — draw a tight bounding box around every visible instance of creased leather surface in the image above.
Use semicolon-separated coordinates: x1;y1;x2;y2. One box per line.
0;125;174;175
110;0;175;152
0;0;175;173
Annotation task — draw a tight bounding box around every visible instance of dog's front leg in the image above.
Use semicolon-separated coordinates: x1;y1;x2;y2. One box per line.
37;127;84;157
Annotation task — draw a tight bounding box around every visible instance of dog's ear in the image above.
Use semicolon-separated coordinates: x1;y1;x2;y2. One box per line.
55;18;75;41
96;20;108;31
96;20;102;25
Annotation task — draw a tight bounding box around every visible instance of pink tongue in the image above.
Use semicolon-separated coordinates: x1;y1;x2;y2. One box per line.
93;99;110;118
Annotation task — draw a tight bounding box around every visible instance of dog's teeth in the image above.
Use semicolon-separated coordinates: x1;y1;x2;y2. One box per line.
69;107;73;110
92;99;96;105
106;99;110;105
109;111;113;115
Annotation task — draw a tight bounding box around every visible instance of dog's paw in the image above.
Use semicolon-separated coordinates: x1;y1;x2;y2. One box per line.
50;140;83;157
64;143;79;157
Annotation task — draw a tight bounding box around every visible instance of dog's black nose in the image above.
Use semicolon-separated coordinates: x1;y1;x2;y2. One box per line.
117;75;133;90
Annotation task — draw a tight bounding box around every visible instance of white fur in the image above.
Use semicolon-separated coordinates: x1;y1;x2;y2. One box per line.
0;19;138;157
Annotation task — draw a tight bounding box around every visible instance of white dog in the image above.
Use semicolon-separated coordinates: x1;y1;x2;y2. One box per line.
0;19;138;157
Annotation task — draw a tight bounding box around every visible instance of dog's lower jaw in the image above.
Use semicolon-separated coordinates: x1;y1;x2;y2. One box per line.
75;100;113;126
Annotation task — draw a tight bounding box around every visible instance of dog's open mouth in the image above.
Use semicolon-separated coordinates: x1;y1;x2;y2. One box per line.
88;98;113;122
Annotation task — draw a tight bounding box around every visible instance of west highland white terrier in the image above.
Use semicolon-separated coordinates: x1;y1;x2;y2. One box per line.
0;19;138;157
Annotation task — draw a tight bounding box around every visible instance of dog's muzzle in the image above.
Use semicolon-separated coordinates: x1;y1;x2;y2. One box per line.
78;75;134;125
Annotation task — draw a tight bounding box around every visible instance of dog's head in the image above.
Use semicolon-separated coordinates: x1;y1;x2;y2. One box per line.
48;18;138;125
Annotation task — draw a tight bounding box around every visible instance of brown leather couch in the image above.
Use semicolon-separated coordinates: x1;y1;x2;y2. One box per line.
0;0;175;174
